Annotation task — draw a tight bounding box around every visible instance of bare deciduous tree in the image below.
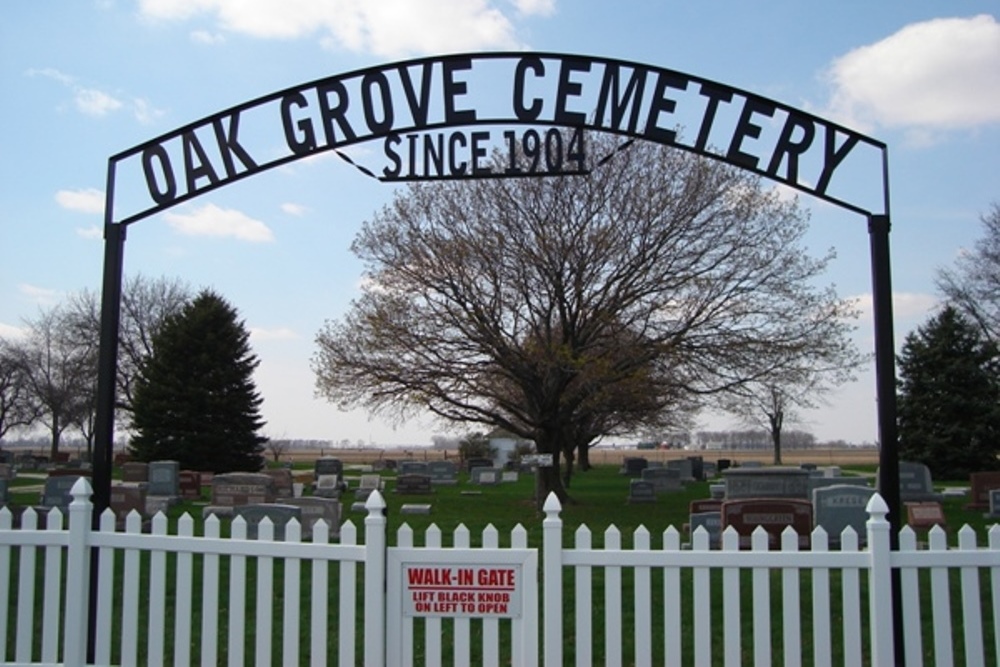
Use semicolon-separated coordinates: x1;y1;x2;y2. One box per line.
937;203;1000;343
313;134;860;501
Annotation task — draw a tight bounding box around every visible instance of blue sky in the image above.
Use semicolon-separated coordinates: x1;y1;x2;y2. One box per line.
2;1;998;446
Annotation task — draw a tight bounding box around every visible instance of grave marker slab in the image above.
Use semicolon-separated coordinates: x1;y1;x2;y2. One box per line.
0;463;13;480
314;475;343;498
284;497;341;540
641;467;681;493
121;462;149;482
967;471;1000;510
400;504;432;515
501;471;519;483
233;504;302;540
178;471;202;500
906;501;947;530
628;480;656;504
354;474;384;501
208;473;276;514
472;468;501;485
399;460;428;476
989;489;1000;518
395;474;433;495
148;461;180;497
42;474;88;510
621;457;648;477
689;511;721;548
110;483;147;520
723;467;811;500
426;461;458;485
264;468;294;498
813;484;876;547
721;498;813;549
881;461;942;503
689;499;723;514
465;458;493;474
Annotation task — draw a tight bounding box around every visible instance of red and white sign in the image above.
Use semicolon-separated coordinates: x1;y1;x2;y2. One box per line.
403;564;522;618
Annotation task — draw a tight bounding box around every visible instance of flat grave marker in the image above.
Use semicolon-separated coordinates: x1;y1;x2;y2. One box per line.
395;474;433;495
906;501;947;530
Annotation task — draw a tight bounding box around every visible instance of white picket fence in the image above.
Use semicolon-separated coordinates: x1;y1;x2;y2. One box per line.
1;478;999;666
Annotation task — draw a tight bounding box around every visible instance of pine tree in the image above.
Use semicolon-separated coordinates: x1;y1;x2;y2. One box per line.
897;305;1000;479
129;290;267;472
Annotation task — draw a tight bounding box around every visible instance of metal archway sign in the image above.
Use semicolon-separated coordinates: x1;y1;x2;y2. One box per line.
95;50;899;528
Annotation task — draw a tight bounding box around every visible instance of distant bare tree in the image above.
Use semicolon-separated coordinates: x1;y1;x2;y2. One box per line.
938;203;1000;343
0;337;40;443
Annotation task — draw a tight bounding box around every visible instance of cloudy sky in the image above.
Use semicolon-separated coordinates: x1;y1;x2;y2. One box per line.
2;1;998;446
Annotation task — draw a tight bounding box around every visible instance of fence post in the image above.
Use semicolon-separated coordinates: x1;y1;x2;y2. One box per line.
542;492;562;667
64;478;93;667
866;493;896;667
364;490;387;667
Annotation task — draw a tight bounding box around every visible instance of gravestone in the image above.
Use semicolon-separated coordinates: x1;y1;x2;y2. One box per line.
110;483;148;521
687;456;705;481
204;473;277;518
717;459;731;474
812;484;876;547
666;459;694;483
906;501;947;530
721;498;813;549
709;484;726;499
501;471;519;483
967;471;1000;510
314;457;344;480
178;471;202;500
880;461;942;503
148;461;180;497
722;467;811;500
264;468;294;498
689;511;722;548
628;479;656;504
809;476;870;494
465;458;493;474
395;474;433;495
621;457;648;477
0;463;13;480
354;474;383;501
233;504;302;541
472;468;501;485
400;504;432;515
398;460;428;476
0;478;8;505
641;467;681;493
989;489;1000;519
42;473;88;510
426;461;458;485
284;497;341;540
703;462;718;479
689;499;723;514
314;475;343;498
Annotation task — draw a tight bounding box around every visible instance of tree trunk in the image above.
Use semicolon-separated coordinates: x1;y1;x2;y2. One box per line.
577;443;591;471
562;447;575;489
769;411;783;465
49;414;60;460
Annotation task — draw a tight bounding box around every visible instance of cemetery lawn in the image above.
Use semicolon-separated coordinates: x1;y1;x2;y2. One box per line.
5;462;998;665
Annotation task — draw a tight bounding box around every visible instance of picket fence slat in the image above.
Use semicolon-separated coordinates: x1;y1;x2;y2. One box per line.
6;482;1000;667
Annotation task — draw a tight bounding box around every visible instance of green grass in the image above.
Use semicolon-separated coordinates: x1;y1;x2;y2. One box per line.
3;463;998;665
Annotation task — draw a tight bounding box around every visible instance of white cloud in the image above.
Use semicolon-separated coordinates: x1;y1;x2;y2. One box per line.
0;322;27;340
281;202;307;216
250;327;298;342
164;203;275;242
131;98;167;124
75;87;124;116
19;284;62;307
139;0;532;57
56;188;105;213
823;15;1000;132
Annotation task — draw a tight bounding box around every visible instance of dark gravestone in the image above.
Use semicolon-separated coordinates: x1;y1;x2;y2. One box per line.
395;474;433;495
688;456;705;481
689;511;722;548
666;459;694;482
722;467;811;500
314;457;344;479
178;471;202;500
0;463;13;480
717;459;731;474
689;499;723;514
967;471;1000;510
110;483;147;520
206;473;276;518
628;480;656;504
812;484;876;547
233;504;303;541
721;498;813;549
641;467;681;493
399;461;429;476
621;457;649;477
989;489;1000;519
0;478;8;505
264;468;294;498
426;461;458;485
42;474;88;510
148;461;180;497
465;458;493;474
284;497;341;540
880;461;942;503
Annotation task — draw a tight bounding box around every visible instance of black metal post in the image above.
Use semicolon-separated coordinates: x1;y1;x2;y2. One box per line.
88;218;125;661
868;213;904;664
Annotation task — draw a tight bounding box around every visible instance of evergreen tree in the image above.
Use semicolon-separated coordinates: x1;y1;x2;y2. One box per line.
129;290;267;472
897;305;1000;479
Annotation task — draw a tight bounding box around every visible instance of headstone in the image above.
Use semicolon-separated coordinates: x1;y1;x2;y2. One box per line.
314;457;344;480
967;471;1000;510
988;489;1000;518
641;467;681;493
689;511;722;548
178;471;202;500
399;460;428;476
812;484;876;546
0;463;13;480
233;504;302;540
354;474;383;501
110;483;147;521
42;473;88;510
689;499;723;514
501;471;519;483
821;466;842;478
621;457;648;477
666;459;694;482
465;458;493;474
709;484;726;499
0;478;8;505
703;462;718;479
284;497;341;540
717;459;731;474
721;498;813;549
722;467;811;500
400;504;432;515
882;461;942;503
263;468;294;498
472;468;501;485
628;479;656;504
395;474;433;495
687;456;705;481
314;475;343;499
906;501;947;530
809;476;870;494
148;461;180;497
205;473;277;518
426;461;458;485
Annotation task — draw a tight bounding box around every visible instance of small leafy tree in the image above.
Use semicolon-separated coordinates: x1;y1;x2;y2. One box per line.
897;305;1000;479
457;432;495;464
129;290;267;472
